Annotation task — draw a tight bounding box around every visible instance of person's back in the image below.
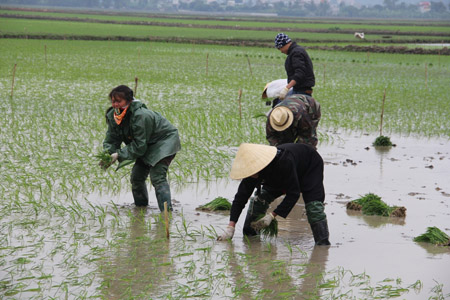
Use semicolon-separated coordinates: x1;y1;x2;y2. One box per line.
285;42;315;93
266;94;321;148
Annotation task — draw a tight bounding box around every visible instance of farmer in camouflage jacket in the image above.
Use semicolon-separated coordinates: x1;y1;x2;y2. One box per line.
266;94;321;149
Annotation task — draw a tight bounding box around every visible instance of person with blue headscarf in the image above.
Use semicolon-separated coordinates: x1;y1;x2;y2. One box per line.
274;33;315;99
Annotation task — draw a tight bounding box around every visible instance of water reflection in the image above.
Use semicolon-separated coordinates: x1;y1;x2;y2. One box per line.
373;145;392;178
223;239;329;299
346;209;406;227
97;207;172;299
221;194;330;300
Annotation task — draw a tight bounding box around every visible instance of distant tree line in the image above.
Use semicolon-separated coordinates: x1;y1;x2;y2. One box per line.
2;0;449;19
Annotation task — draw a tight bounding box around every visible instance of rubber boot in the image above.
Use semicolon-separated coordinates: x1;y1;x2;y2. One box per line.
155;182;172;212
310;219;331;246
132;185;149;207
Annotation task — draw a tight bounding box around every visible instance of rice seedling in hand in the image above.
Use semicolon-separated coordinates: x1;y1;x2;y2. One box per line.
347;193;406;217
414;227;450;246
197;197;231;211
252;214;278;238
95;150;112;170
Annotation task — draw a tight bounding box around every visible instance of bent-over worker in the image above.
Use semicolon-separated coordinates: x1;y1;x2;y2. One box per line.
217;143;330;245
100;85;181;212
266;94;321;149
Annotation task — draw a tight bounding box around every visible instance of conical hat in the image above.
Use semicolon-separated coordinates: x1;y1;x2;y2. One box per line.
230;143;277;180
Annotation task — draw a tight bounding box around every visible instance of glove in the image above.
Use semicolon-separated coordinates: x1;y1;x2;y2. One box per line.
251;213;275;231
217;226;235;241
99;153;119;170
111;153;119;164
279;87;289;100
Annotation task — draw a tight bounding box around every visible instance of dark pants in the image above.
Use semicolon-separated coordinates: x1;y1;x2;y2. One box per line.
288;88;313;97
130;155;175;211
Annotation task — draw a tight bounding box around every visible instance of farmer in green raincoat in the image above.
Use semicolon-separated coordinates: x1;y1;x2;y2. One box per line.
100;85;181;211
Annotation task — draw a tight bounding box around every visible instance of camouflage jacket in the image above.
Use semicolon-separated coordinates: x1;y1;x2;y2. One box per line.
266;94;321;148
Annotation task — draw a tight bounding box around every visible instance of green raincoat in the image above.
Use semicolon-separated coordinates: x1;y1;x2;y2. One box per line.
103;100;181;167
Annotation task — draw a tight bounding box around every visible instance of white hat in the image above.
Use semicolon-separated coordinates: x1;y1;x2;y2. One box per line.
262;79;289;99
230;143;277;180
269;106;294;131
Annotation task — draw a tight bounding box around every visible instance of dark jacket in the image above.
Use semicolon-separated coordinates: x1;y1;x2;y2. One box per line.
285;42;315;90
229;143;324;222
103;100;181;167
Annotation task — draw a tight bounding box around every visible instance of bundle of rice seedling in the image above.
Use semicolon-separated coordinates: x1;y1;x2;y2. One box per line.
95;150;112;170
196;197;231;211
373;135;393;147
414;227;450;246
253;214;278;238
347;193;406;217
95;150;134;171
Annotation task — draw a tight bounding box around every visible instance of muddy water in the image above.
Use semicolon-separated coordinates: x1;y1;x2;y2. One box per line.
94;132;450;299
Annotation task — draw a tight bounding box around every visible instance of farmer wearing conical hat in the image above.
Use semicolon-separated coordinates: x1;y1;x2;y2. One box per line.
217;143;330;245
100;85;181;212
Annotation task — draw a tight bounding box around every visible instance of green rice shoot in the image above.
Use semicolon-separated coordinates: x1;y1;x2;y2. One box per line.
116;159;134;171
347;193;406;217
197;197;232;211
373;135;393;147
255;214;279;238
95;150;112;170
414;227;450;246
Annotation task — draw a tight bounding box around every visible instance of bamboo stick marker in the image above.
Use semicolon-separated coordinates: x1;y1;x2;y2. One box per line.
134;77;138;96
11;63;17;97
380;88;386;136
238;89;242;120
206;53;209;76
164;202;169;239
246;56;253;77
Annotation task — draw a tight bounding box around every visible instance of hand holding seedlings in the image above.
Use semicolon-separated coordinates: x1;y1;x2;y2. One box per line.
97;152;118;170
251;212;275;231
96;150;113;170
110;153;118;164
217;225;235;241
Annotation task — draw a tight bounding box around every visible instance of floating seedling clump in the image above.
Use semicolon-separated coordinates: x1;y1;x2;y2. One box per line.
373;135;393;147
347;193;406;217
414;227;450;246
197;197;232;211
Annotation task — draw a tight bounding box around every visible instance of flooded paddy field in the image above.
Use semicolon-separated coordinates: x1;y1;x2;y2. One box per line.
1;38;449;299
79;132;449;299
